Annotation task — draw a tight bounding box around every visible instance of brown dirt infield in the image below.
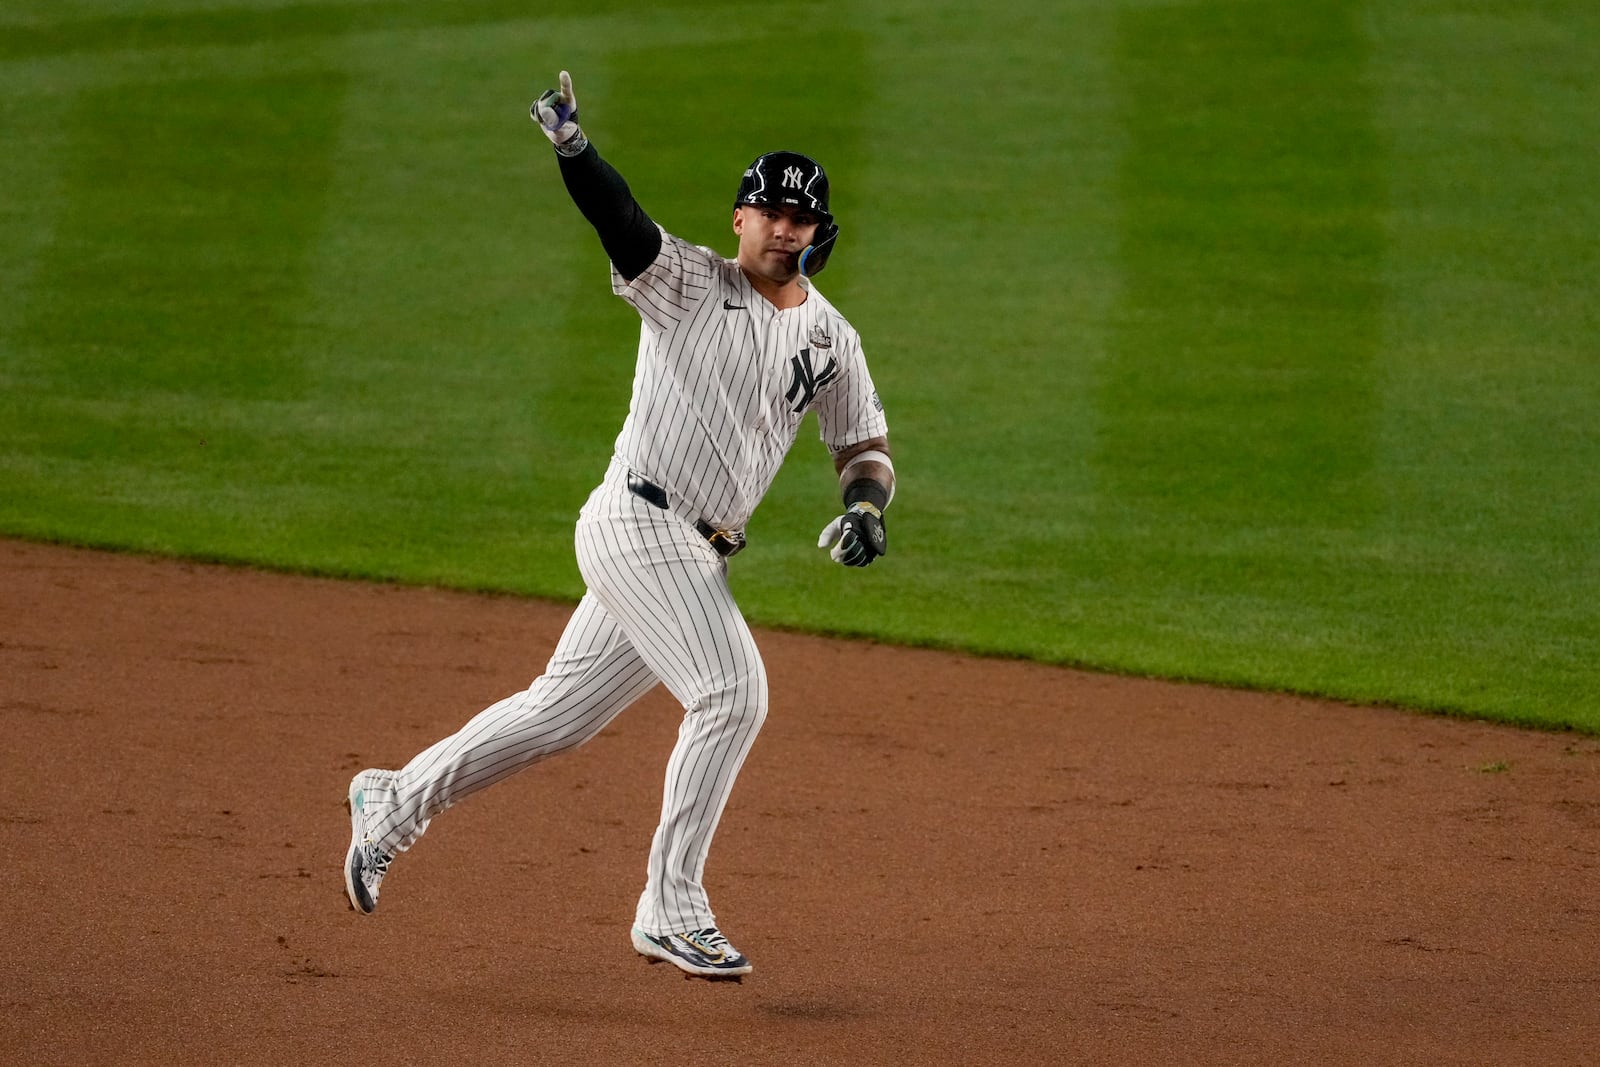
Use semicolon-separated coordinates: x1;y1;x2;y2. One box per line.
3;537;1597;1065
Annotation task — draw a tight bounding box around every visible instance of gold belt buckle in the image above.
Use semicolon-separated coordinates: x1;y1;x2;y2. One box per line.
700;524;746;558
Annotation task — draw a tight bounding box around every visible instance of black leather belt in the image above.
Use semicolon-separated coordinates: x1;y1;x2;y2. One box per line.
625;473;746;558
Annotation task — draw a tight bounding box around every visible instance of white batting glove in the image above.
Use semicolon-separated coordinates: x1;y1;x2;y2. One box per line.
817;502;887;567
531;70;587;155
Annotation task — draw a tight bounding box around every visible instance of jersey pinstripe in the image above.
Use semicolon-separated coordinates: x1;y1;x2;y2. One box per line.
612;227;887;531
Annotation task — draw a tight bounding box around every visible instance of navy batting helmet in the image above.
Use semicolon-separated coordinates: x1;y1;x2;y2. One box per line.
734;151;839;276
734;151;831;220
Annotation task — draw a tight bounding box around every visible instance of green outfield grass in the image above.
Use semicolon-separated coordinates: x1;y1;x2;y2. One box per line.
2;1;1596;730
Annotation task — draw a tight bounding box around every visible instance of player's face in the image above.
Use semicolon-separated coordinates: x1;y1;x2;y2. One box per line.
733;204;821;283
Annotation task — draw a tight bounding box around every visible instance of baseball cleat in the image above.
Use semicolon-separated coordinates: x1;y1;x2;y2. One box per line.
343;771;393;915
631;925;752;980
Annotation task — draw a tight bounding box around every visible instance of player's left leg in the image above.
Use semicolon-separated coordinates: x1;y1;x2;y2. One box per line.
575;480;769;938
631;623;766;936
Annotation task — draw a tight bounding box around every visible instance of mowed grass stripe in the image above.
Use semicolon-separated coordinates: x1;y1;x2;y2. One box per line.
25;70;348;399
0;0;714;60
1103;0;1383;528
2;67;347;550
1366;3;1600;724
1070;2;1388;696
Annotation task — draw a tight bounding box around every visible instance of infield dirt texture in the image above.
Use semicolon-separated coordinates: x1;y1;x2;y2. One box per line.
5;538;1598;1065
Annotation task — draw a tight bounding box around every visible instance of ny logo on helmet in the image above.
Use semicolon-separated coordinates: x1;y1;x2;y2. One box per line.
782;166;804;189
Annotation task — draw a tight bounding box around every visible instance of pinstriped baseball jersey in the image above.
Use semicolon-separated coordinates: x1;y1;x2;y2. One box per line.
612;227;887;531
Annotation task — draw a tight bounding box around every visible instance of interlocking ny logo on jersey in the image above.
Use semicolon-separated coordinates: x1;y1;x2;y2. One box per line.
785;347;838;412
783;166;804;189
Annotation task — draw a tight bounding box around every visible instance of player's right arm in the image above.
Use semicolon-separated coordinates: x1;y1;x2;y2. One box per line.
532;70;662;281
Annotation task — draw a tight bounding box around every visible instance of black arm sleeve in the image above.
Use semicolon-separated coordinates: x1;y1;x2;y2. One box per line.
556;142;663;282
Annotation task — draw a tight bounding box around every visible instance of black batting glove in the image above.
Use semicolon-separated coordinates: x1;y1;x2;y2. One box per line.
816;502;886;567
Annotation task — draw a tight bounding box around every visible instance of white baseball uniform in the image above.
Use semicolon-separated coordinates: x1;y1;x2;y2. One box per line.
358;225;888;935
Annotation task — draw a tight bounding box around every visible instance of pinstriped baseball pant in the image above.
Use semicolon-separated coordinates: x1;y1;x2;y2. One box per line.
363;459;768;935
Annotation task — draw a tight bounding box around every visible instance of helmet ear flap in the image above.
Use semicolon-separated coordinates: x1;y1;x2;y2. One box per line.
799;221;839;277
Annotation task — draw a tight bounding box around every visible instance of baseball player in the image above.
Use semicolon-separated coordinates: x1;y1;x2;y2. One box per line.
343;70;895;981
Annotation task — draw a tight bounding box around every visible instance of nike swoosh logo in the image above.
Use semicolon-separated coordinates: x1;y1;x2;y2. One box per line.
723;299;747;310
